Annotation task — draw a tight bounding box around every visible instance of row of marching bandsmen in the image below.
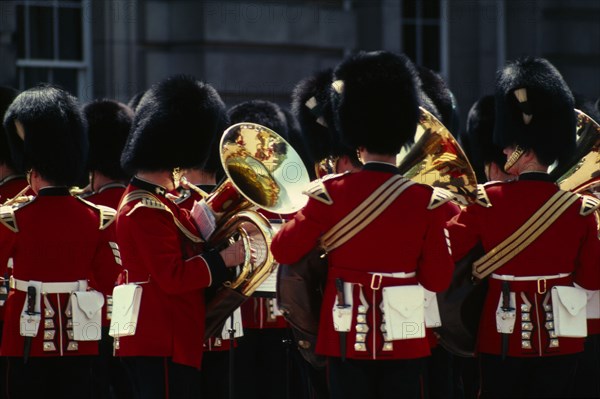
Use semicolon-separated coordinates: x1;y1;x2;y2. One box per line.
0;50;599;399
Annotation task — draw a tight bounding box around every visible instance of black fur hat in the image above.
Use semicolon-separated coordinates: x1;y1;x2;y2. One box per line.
83;99;133;181
281;107;316;181
3;85;88;186
494;57;575;166
418;66;460;135
463;95;505;182
291;68;356;164
332;51;420;155
121;75;227;173
0;86;19;169
228;100;289;139
127;91;145;113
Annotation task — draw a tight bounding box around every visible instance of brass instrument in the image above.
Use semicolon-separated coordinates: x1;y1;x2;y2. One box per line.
552;109;600;194
3;185;33;205
397;107;478;205
203;122;310;340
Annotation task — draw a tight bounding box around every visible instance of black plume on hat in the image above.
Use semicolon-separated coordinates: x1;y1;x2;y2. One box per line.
494;57;575;166
121;75;227;173
127;91;145;113
228;100;289;139
418;66;460;135
463;95;505;181
281;107;316;181
332;51;420;155
0;86;19;169
83;99;133;181
3;85;88;186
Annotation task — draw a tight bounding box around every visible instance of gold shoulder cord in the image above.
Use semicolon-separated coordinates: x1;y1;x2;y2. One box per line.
120;190;203;243
473;190;579;279
321;175;414;252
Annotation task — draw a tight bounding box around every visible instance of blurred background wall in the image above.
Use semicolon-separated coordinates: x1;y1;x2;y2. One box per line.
0;0;598;132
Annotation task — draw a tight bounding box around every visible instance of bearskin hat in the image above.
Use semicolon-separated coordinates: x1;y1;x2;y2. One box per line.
121;75;227;173
463;95;505;182
83;99;133;181
127;91;145;113
0;86;19;169
228;100;289;140
3;85;87;186
291;68;356;165
332;51;420;155
494;57;575;166
281;106;316;181
418;66;460;135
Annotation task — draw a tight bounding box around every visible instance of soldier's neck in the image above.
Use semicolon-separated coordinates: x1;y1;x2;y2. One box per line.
91;171;125;192
182;169;216;185
135;171;176;192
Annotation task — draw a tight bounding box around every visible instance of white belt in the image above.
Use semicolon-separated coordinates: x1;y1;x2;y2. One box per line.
491;273;571;281
10;277;87;294
369;271;416;278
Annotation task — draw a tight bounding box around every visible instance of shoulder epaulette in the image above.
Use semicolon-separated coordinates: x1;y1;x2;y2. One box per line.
121;190;203;243
126;195;169;216
303;173;345;205
76;197;117;230
579;194;600;216
475;184;493;208
427;187;456;210
0;196;35;233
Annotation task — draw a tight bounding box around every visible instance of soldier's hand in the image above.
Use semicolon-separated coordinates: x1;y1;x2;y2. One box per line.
219;239;257;267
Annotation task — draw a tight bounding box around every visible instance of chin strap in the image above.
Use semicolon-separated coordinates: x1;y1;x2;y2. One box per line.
504;145;525;172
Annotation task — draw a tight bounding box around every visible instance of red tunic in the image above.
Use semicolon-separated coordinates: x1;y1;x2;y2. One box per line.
446;174;600;357
115;177;223;368
81;183;126;210
0;175;28;203
0;175;29;322
0;187;122;357
79;183;126;327
271;163;454;360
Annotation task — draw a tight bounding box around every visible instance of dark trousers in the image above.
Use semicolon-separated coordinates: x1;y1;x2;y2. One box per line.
421;346;455;399
479;353;579;398
92;326;133;399
233;328;310;399
570;334;600;398
328;356;425;399
6;356;93;399
121;357;201;399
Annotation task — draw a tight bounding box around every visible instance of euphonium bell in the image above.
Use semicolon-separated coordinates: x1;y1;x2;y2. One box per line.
552;109;600;194
202;122;310;340
397;107;478;205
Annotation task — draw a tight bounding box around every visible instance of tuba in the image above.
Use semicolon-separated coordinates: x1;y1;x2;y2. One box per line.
397;107;478;204
552;109;600;194
202;122;309;340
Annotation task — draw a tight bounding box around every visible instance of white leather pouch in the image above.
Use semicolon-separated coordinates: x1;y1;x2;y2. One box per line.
332;282;353;332
585;290;599;320
424;289;442;328
551;286;587;338
20;280;42;338
109;284;143;338
220;307;244;339
381;285;425;340
71;291;104;341
495;292;517;334
574;284;599;320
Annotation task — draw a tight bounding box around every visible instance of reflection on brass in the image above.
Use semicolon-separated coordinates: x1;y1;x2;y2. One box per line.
554;109;600;194
397;107;478;205
203;123;310;338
